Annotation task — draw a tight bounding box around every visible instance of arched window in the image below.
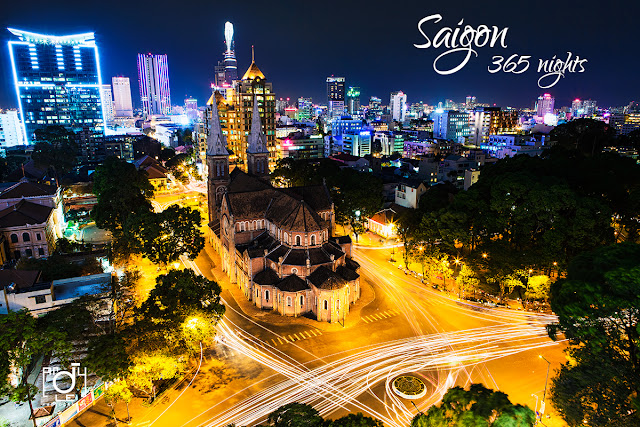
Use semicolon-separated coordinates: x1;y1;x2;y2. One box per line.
10;234;18;243
336;300;340;311
295;235;301;246
292;268;298;275
284;232;288;243
310;235;316;246
287;296;292;307
256;289;259;298
265;290;270;302
300;295;304;306
323;300;328;310
249;222;254;231
22;233;30;242
25;249;33;257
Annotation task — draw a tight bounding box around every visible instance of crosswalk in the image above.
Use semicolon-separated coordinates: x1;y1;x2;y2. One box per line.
269;328;323;346
360;309;401;324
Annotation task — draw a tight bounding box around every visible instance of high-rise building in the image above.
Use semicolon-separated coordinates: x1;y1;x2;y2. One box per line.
368;96;382;119
535;93;555;118
297;97;313;120
203;48;276;171
214;61;226;86
390;91;407;122
100;84;114;125
0;109;26;147
469;107;518;146
432;110;470;141
7;28;105;143
223;22;238;84
137;53;171;116
346;87;361;115
112;77;133;117
465;96;477;110
327;77;345;117
571;99;597;118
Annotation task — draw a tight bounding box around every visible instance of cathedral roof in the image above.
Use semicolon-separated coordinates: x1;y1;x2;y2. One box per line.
224;169;332;232
308;266;348;290
275;200;324;232
206;92;229;157
253;268;280;286
276;274;309;292
247;95;268;154
242;61;266;80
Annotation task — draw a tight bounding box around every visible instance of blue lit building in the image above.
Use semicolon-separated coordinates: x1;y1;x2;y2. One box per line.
341;131;371;157
7;28;105;143
330;116;363;137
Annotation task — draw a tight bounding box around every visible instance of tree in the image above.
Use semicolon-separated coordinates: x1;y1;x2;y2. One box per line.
411;384;535;427
549;118;615;156
0;310;70;427
457;263;480;298
130;205;204;265
32;125;78;183
84;333;132;382
92;156;154;234
267;403;323;427
104;379;133;423
524;275;550;303
547;243;640;426
330;413;384;427
140;269;225;328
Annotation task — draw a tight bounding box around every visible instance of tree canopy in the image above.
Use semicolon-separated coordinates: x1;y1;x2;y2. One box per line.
31;125;78;182
129;204;204;264
411;384;535;427
547;243;640;426
92;156;154;233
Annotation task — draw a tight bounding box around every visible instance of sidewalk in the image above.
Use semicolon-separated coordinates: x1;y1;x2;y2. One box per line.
202;243;376;332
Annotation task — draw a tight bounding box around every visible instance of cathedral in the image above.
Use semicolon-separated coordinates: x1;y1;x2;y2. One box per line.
205;66;361;324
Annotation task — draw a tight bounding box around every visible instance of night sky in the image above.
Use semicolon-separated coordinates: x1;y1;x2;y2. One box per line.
1;0;638;110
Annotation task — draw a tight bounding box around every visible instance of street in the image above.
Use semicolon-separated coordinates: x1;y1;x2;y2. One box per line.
71;230;566;427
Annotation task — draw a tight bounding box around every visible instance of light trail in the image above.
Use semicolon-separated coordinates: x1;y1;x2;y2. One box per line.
173;247;562;427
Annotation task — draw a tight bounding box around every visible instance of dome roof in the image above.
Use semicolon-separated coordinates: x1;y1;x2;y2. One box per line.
242;61;266;80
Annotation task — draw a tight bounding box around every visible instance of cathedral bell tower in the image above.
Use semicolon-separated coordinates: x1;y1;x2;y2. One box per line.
206;92;230;223
246;94;270;177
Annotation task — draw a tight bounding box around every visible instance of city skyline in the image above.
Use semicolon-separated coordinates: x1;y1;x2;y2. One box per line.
0;0;639;112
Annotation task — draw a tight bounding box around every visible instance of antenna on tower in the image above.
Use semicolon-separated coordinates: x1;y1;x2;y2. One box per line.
252;45;255;62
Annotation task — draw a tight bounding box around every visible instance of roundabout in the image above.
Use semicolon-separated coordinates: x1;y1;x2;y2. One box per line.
391;375;428;400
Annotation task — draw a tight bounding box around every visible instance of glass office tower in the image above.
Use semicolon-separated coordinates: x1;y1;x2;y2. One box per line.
7;28;105;143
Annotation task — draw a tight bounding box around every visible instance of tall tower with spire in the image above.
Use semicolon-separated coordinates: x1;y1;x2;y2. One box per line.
223;22;238;84
247;94;269;177
206;92;230;222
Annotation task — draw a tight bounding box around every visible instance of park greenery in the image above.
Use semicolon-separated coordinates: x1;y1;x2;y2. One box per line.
410;384;535;427
397;146;640;301
92;156;204;265
263;402;383;427
547;242;640;426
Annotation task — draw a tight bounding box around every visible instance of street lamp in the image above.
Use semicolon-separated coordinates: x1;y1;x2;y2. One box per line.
539;355;551;416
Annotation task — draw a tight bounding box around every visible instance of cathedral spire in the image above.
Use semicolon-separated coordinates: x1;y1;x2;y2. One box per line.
207;94;229;156
247;94;268;154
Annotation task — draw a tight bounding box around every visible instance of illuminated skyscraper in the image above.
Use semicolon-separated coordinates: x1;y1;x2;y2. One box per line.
223;22;238;84
346;87;360;115
203;47;276;172
112;77;133;117
7;28;105;142
535;93;555;118
100;84;114;125
390;91;407;122
327;77;345;117
137;53;171;116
